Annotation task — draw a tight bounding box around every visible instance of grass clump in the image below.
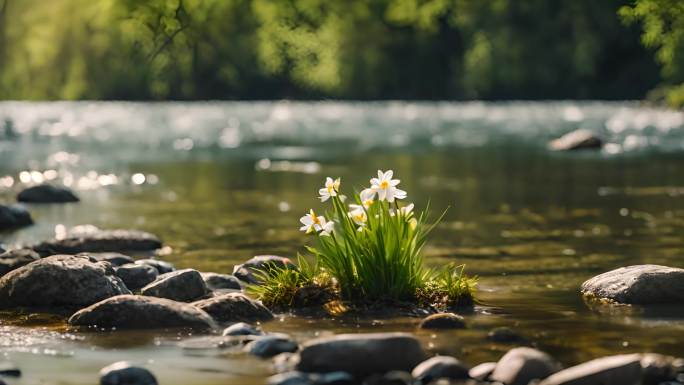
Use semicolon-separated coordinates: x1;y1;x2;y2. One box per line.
250;170;477;310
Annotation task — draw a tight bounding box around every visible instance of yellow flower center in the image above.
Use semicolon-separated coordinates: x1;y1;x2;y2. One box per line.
380;180;389;189
327;185;334;193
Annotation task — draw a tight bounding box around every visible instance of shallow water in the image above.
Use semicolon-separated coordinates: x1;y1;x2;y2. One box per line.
1;101;684;384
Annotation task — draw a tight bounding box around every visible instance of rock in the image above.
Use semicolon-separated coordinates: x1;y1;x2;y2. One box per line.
246;334;298;358
0;361;21;377
0;204;33;230
33;226;162;256
100;361;157;385
418;313;466;329
296;332;427;377
412;356;470;383
487;327;525;343
140;269;208;302
469;362;497;381
268;371;312;385
581;265;684;304
364;371;414;385
539;354;643;385
490;347;562;385
193;293;273;323
69;295;217;331
268;371;355;385
115;264;158;290
640;353;683;384
233;255;297;284
0;249;40;277
202;272;242;290
222;322;264;336
316;372;356;385
548;129;603;151
86;252;134;267
17;184;79;203
135;259;175;274
0;254;130;309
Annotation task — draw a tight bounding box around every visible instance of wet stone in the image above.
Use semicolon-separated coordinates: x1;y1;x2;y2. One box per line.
69;294;217;331
202;272;242;290
490;347;562;385
193;293;274;323
487;327;525;343
412;356;470;383
364;371;414;385
33;226;162;256
140;269;208;302
538;354;643;385
222;322;264;336
135;259;175;274
0;254;130;309
17;184;79;203
0;249;40;277
0;204;33;230
86;252;134;267
0;361;21;377
548;129;603;151
581;265;684;304
233;255;297;284
100;361;158;385
268;371;312;385
245;334;298;358
418;313;467;329
115;264;158;290
469;362;497;381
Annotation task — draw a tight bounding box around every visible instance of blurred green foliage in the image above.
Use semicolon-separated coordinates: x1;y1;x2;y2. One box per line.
0;0;670;101
620;0;684;107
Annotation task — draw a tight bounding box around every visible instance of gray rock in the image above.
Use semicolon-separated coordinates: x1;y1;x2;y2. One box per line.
193;293;273;323
469;362;497;381
135;259;175;274
202;272;242;290
17;184;79;203
548;129;603;151
418;313;466;329
246;334;298;358
233;255;297;284
364;371;414;385
316;371;356;385
0;361;21;377
33;226;162;256
296;332;427;377
490;347;562;385
86;253;134;267
0;204;33;230
487;327;525;343
412;356;470;383
115;264;158;290
0;249;40;277
0;254;130;309
268;371;312;385
69;294;217;331
222;322;264;336
268;370;355;385
581;265;684;304
539;354;643;385
140;269;207;302
100;361;157;385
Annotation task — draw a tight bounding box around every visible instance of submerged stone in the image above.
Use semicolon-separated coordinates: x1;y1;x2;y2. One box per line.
69;294;217;331
412;356;470;383
581;265;684;304
233;255;297;284
296;332;427;377
100;361;157;385
115;264;158;290
222;322;264;336
245;334;298;358
0;254;130;309
490;347;562;385
0;204;33;230
17;184;79;203
418;313;467;329
193;293;273;323
0;249;40;277
488;327;525;343
33;226;162;256
140;269;208;302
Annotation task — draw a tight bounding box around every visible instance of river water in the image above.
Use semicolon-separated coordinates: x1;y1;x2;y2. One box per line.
0;101;683;384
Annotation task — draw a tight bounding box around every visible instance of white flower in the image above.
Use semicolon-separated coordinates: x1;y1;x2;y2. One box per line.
320;220;334;236
370;170;406;202
390;203;414;217
299;209;326;234
348;204;368;226
360;188;375;208
319;177;341;202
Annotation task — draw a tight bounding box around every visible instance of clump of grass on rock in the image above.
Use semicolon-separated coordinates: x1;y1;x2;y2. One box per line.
249;170;476;311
